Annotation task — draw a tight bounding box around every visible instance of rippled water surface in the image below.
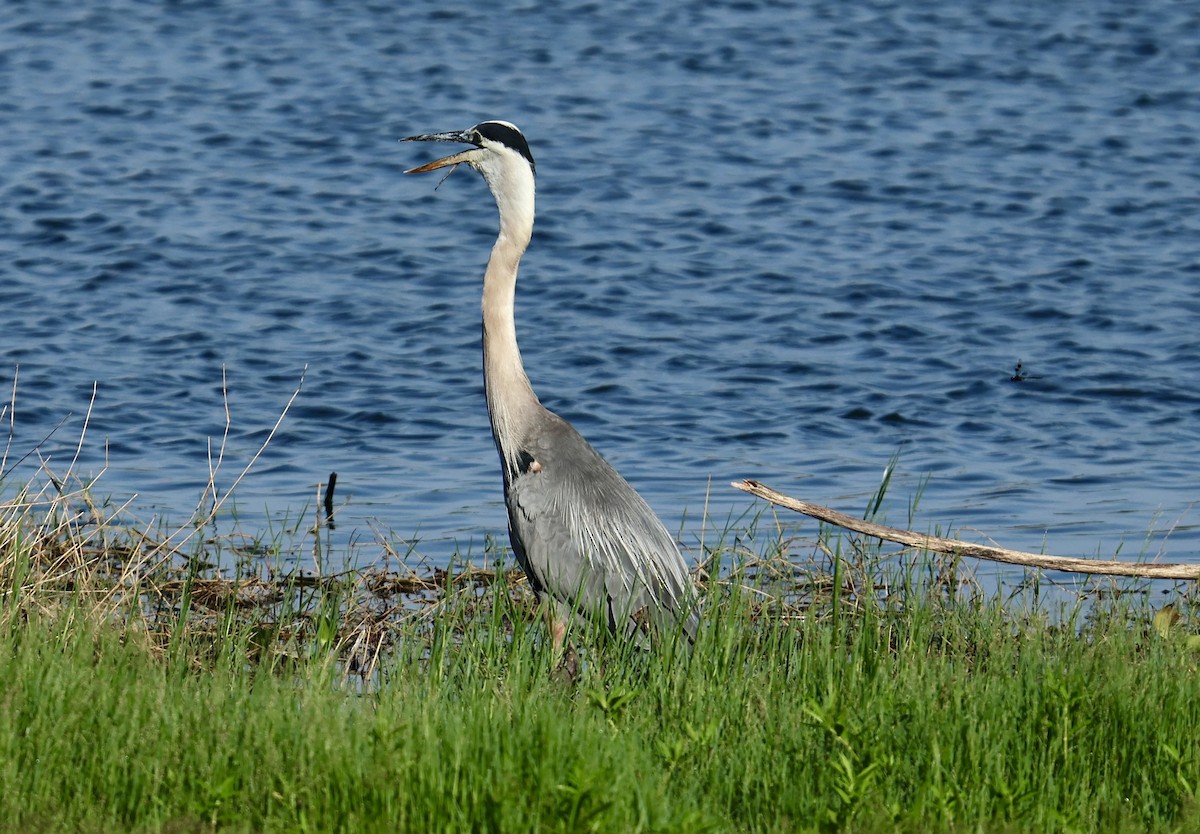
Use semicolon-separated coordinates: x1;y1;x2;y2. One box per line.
2;1;1198;578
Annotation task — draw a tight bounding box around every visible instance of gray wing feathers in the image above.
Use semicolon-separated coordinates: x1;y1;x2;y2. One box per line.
505;417;696;640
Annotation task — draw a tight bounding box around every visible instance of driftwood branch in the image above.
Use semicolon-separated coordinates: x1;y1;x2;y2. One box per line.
732;479;1199;580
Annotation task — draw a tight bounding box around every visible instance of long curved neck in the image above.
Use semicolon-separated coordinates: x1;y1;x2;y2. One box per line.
481;163;540;479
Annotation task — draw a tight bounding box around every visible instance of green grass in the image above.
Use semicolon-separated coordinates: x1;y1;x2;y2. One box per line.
3;527;1200;833
3;427;1200;832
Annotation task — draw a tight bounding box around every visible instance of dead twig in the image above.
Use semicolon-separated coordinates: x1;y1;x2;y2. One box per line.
733;479;1200;580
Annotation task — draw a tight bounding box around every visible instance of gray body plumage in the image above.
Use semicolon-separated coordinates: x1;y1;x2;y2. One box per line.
501;406;696;640
404;120;697;643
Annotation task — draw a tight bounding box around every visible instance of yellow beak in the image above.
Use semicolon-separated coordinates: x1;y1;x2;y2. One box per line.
402;130;482;175
404;148;478;175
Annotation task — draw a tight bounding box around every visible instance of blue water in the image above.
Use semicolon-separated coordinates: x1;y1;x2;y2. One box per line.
2;1;1198;580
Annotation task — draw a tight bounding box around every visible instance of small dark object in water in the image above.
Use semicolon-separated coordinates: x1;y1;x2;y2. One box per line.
323;472;337;529
1011;361;1027;382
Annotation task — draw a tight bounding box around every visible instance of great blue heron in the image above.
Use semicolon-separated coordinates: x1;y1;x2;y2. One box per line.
403;120;697;647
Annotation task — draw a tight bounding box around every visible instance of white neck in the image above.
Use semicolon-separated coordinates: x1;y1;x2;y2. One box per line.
478;153;540;478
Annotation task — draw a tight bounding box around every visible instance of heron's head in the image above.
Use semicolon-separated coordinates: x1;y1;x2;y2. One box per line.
403;120;536;187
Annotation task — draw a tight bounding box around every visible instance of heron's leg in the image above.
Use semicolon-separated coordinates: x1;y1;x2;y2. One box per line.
549;615;568;652
542;600;580;681
543;598;569;652
549;614;581;683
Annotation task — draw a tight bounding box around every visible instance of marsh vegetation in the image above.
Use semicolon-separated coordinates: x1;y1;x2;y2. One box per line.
2;424;1199;833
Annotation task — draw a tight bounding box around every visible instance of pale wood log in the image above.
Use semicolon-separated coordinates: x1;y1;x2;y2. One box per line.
732;479;1200;580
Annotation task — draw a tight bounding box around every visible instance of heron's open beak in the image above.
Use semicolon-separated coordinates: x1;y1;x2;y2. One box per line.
402;130;481;174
